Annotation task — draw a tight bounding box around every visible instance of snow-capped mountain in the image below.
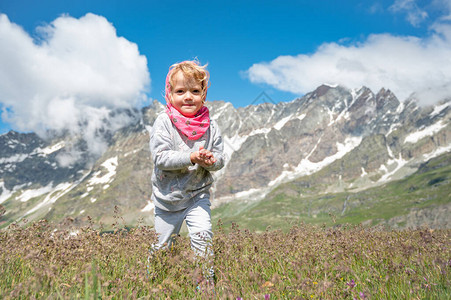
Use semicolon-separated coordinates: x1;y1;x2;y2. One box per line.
0;85;449;228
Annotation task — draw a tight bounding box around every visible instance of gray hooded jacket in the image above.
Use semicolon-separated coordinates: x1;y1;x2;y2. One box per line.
149;113;225;211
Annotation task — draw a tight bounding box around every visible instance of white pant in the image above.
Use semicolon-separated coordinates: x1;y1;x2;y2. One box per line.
153;198;213;256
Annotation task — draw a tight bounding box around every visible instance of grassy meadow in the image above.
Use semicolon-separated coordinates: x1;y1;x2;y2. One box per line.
1;153;450;298
0;215;449;299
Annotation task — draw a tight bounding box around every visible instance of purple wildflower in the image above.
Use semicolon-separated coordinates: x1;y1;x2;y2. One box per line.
346;279;356;288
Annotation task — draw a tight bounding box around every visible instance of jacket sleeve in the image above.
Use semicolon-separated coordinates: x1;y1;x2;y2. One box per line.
203;121;225;172
149;115;193;170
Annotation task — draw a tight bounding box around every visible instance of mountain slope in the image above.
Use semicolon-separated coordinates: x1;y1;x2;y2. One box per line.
0;85;449;229
212;151;450;231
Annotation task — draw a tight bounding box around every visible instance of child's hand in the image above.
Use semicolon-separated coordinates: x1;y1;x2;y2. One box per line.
190;146;217;167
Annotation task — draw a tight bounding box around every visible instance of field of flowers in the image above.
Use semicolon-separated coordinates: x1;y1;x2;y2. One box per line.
0;215;449;299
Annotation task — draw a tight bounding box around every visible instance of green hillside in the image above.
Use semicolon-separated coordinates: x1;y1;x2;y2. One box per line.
212;152;451;231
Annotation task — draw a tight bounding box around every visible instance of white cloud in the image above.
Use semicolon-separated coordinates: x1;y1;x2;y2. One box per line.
0;13;150;160
389;0;428;27
246;22;451;105
433;0;451;20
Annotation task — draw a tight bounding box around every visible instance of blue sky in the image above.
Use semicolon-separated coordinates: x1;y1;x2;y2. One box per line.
1;0;450;135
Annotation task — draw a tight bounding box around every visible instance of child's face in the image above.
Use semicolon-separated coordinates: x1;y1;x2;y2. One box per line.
170;71;205;117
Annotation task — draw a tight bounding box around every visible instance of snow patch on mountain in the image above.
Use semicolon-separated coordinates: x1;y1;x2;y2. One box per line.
25;182;77;216
0;141;65;166
214;187;270;207
16;184;54;202
223;122;282;162
361;167;368;177
396;101;405;114
430;102;450;117
269;136;362;187
274;115;292;130
0;182;14;204
386;122;402;136
211;102;232;121
0;153;28;164
297;113;306;121
326;108;334;126
387;144;395;158
223;135;248;161
124;149;140;157
36;141;66;155
88;156;118;187
379;154;409;182
422;144;451;161
324;83;339;88
404;120;447;143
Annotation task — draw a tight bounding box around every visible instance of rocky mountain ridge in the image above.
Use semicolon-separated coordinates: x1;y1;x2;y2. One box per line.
0;84;449;228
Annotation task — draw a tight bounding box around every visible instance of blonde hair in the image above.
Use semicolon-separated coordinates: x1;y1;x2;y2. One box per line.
166;60;210;99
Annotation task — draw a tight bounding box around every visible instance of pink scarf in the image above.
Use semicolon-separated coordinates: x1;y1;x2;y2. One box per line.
165;63;210;140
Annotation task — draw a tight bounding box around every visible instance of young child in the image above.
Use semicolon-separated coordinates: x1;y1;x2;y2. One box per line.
149;60;224;259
